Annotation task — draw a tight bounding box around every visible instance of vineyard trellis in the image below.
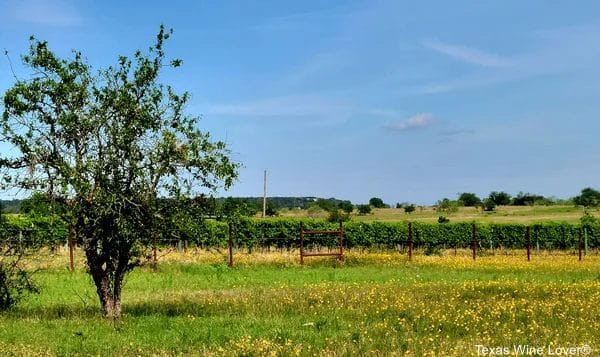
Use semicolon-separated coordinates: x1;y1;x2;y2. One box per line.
1;218;597;269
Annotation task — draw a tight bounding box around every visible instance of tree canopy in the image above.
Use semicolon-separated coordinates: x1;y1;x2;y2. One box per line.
1;26;238;317
488;191;512;206
574;188;600;207
458;193;481;207
369;197;386;208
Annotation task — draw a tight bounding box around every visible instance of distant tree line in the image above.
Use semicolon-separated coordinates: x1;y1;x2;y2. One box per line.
4;188;600;220
434;188;600;213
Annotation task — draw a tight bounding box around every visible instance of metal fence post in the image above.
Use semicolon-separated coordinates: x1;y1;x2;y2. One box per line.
526;226;531;262
300;223;305;265
471;223;477;261
228;223;233;267
408;222;413;261
338;221;344;261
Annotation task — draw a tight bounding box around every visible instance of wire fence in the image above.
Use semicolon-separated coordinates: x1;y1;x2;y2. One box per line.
2;221;598;271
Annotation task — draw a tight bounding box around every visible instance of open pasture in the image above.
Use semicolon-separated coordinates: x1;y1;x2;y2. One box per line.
1;250;599;356
277;205;599;224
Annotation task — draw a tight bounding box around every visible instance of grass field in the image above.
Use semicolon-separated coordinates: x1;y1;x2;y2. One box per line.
1;250;599;356
277;205;598;224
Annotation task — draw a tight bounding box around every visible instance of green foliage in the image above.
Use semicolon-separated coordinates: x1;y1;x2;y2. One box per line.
313;199;353;222
1;27;238;317
218;197;259;217
581;210;598;226
327;209;350;223
0;268;38;311
488;191;511;206
404;204;416;214
357;205;372;215
2;215;599;251
315;198;337;212
436;198;460;214
483;198;496;212
573;187;600;207
368;197;386;208
458;193;481;207
512;192;545;206
0;200;20;213
19;193;65;217
264;202;279;217
0;205;38;311
438;216;450;224
338;201;354;214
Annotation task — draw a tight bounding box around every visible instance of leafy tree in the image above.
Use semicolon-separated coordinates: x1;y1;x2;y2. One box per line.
20;192;67;217
395;203;403;209
512;192;544;206
338;200;354;214
368;197;386;208
357;204;372;215
0;27;238;317
404;204;416;214
483;198;496;211
436;198;460;214
488;191;511;206
219;197;258;217
458;193;481;207
316;198;337;212
573;188;600;208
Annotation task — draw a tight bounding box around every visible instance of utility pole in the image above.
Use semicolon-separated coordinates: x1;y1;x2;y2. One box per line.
262;170;267;218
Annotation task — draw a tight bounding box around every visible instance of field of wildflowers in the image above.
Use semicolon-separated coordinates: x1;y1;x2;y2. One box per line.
0;250;598;355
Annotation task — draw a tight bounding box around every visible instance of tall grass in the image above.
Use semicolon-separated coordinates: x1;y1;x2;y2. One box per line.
1;251;599;355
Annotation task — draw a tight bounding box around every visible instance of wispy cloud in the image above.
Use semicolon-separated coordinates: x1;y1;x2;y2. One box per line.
205;94;350;118
7;0;83;27
422;40;513;67
417;23;600;94
284;50;350;87
439;129;475;137
384;114;434;132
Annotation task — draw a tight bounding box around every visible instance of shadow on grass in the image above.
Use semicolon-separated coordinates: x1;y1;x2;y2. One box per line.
5;299;252;320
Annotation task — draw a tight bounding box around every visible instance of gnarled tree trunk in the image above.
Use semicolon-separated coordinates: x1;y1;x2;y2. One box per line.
84;245;129;318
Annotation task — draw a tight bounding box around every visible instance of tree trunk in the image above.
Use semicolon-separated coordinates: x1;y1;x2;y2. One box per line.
84;246;127;318
90;267;124;318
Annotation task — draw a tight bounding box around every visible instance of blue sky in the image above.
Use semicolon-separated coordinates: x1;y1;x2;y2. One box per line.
1;0;600;205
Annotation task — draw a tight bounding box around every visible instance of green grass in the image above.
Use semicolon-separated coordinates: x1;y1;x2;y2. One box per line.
1;251;600;355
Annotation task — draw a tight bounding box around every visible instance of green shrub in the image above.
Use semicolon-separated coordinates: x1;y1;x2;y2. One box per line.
357;205;372;215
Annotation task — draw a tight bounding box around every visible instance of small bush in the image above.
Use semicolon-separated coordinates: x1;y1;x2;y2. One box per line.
0;259;38;311
327;209;350;223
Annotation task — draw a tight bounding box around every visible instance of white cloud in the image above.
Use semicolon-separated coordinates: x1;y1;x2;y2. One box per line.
8;0;83;27
385;114;434;132
422;40;513;67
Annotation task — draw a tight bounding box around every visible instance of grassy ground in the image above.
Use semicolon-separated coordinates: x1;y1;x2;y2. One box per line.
277;205;598;224
1;250;599;355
